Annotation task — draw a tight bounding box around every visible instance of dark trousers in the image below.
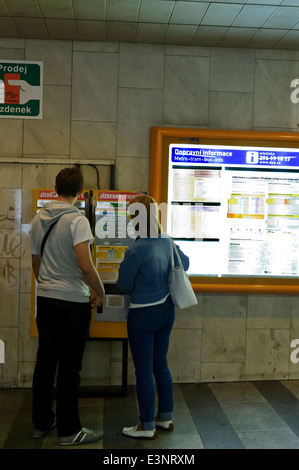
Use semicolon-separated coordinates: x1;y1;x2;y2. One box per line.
32;297;91;437
127;295;175;430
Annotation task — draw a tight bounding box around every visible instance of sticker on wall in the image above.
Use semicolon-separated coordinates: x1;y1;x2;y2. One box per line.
0;60;43;119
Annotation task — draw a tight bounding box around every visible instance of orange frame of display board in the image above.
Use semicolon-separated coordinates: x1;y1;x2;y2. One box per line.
150;127;299;295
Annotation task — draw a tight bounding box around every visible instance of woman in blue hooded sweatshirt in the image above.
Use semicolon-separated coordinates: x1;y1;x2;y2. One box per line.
116;194;189;438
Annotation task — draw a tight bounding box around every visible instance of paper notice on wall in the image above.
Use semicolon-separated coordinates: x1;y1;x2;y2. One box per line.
97;263;120;283
96;246;127;263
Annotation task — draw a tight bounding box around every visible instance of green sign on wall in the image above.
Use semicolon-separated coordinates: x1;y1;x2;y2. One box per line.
0;60;43;119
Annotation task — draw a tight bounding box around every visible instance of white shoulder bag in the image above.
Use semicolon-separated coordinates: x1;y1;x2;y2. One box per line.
168;237;198;309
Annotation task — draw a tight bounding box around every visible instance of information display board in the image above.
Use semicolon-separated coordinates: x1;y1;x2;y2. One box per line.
150;128;299;294
169;143;299;277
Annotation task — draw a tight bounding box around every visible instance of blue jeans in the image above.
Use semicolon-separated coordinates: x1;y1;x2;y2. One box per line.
127;295;175;431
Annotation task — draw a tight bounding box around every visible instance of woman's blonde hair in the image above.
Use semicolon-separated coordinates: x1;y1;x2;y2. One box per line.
128;194;161;238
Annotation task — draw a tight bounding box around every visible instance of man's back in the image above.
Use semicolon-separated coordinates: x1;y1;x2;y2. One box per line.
31;200;94;302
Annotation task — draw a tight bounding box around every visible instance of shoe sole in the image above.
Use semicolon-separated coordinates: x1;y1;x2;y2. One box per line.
59;436;102;446
33;433;48;438
59;435;103;446
122;430;157;439
59;440;102;446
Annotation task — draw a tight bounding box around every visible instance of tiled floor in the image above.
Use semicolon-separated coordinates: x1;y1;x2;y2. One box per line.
2;381;299;450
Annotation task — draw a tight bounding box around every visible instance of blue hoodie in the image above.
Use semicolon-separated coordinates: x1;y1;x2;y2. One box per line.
116;234;189;305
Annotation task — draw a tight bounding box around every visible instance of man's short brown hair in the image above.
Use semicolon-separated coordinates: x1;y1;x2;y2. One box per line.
55;168;83;197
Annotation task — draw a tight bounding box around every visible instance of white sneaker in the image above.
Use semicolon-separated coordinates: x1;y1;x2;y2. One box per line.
122;425;156;439
155;419;174;431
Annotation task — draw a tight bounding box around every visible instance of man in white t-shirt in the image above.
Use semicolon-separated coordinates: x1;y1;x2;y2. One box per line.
30;167;104;446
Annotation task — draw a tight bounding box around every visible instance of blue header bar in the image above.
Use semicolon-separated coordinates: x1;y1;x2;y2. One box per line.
171;146;299;168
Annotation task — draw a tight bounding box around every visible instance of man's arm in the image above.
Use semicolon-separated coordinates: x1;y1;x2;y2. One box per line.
32;254;41;281
74;241;105;307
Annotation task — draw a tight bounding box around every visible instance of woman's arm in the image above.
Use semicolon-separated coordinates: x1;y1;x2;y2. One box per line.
116;249;139;293
175;243;190;271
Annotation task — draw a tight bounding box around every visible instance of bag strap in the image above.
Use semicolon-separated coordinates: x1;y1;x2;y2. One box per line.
40;218;60;257
169;236;183;269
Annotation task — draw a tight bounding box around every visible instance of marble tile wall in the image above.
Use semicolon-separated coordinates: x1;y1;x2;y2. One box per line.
0;38;299;388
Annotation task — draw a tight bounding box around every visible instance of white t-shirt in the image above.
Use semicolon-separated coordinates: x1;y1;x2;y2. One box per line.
30;215;93;255
31;203;94;303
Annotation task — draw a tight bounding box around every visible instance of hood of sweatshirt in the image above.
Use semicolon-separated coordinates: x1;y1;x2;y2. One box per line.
37;200;81;230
